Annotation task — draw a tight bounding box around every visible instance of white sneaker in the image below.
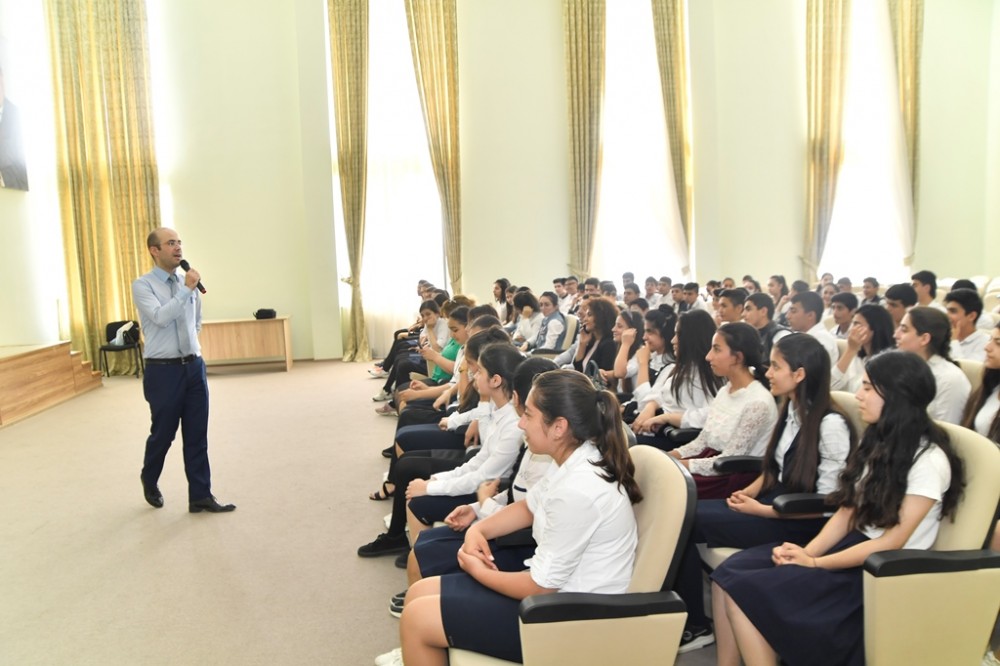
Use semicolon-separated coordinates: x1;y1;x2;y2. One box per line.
368;368;388;379
983;650;1000;666
374;647;403;666
677;626;715;654
372;389;391;402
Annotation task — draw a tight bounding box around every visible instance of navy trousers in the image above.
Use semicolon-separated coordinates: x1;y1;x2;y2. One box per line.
141;357;212;501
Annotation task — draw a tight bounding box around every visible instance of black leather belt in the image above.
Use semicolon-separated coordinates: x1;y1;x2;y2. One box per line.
146;355;198;365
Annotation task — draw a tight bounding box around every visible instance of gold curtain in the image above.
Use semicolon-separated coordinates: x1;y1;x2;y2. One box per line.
803;0;851;281
47;0;160;374
887;0;923;267
404;0;462;296
564;0;605;279
328;0;371;362
650;0;693;274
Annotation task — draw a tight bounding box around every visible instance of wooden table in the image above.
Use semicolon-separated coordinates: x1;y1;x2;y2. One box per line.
199;317;292;370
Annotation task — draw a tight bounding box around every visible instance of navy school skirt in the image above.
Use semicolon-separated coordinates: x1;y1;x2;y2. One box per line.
415;525;535;578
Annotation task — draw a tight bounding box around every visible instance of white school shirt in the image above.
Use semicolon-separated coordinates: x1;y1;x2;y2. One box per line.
950;328;989;363
831;352;865;393
860;442;951;550
674;381;779;476
646;293;662;308
631;352;671;405
640;364;715;427
772;410;851;495
973;387;999;437
473;449;554;518
526;441;637;594
806;323;840;367
515;311;543;345
926;355;972;425
428;401;523;495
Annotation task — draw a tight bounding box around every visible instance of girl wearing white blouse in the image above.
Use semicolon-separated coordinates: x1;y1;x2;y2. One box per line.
398;370;642;665
963;322;1000;442
511;291;543;349
830;303;896;392
599;309;644;394
894;306;971;424
667;322;779;499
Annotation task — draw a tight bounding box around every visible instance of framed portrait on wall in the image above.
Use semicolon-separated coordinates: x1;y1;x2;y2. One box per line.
0;35;29;191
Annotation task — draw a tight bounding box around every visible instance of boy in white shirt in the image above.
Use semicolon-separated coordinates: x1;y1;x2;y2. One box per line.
945;288;989;362
912;269;947;312
787;290;839;367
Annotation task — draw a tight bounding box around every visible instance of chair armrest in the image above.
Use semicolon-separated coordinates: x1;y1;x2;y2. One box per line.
712;456;763;474
772;493;829;515
665;428;701;446
864;549;1000;577
520;591;685;624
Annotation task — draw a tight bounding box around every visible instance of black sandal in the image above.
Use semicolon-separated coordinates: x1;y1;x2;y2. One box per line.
369;481;395;501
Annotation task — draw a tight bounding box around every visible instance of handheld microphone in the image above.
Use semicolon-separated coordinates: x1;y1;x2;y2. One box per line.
179;259;207;294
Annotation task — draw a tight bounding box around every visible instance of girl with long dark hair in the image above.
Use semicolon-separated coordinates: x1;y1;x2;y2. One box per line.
894;306;972;423
831;303;896;392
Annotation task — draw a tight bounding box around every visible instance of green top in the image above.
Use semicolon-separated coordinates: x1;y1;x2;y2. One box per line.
430;337;460;383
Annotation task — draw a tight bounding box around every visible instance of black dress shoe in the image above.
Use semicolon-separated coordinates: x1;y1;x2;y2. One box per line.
189;496;236;513
142;477;164;508
357;532;410;558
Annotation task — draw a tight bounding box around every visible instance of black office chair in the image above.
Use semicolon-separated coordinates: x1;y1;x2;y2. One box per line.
99;320;143;378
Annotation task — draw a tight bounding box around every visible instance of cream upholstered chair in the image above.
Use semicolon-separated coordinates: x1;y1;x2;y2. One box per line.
449;445;696;666
957;358;984;396
863;422;1000;665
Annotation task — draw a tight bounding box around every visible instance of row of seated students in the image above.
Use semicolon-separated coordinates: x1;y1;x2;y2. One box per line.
358;272;1000;666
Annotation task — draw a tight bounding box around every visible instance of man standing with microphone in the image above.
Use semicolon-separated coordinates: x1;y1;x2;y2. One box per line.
132;227;235;513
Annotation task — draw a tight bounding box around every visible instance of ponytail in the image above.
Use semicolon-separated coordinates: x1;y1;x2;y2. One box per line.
596;390;643;504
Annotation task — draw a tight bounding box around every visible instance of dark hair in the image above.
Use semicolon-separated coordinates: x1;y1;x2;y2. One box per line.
791;291;824;324
447;306;470;326
715;322;768;387
645;276;658;286
761;335;856;494
477;343;525;400
853;304;896;359
718;288;748;308
469;304;499;321
552;277;566;286
465;328;511;361
951;279;977;291
419;299;441;315
837;277;852;288
962;324;1000;442
512;290;540;313
587;298;618;340
643;306;678;352
830;292;858;311
631;298;649;312
493;279;510;305
659;276;672;285
790;280;810;294
746;278;762;293
863;277;880;288
566;275;579;284
885;283;918;307
683;282;699;292
530;370;642;504
829;351;964;528
906;306;956;363
513;357;558;409
538;291;559;310
619;310;645;359
769;275;789;298
944;288;984;321
584;277;601;288
433;290;450;306
672;310;725;403
599;280;617;296
911;270;938;297
746;292;776;319
470;314;503;331
624;283;641;296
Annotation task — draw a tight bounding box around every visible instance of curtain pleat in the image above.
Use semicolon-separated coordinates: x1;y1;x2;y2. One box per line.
328;0;371;362
404;0;462;296
886;0;922;268
650;0;693;275
803;0;851;281
564;0;606;279
47;0;160;374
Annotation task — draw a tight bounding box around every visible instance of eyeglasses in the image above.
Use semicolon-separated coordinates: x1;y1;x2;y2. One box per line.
159;239;182;248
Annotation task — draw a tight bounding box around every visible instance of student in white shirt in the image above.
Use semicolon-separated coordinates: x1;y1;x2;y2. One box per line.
828;291;858;339
600;310;645;393
644;275;662;308
398;370;641;664
787;290;840;368
911;269;947;312
860;276;883;306
884;282;918;329
944;288;990;362
492;278;510;324
894;307;971;424
831;304;896;393
962;323;1000;442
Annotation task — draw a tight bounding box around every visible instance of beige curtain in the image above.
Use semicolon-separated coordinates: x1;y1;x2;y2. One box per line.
803;0;851;281
47;0;160;374
404;0;462;296
887;0;923;267
328;0;371;362
564;0;606;279
650;0;693;274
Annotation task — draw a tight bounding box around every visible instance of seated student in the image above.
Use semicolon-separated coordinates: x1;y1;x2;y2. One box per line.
630;309;723;443
572;296;618;380
711;351;965;666
820;283;837;319
951;279;998;330
912;269;947;312
944;288;989;362
743;292;791;369
664;323;780;498
673;334;855;654
894;306;972;424
860;276;883;306
525;291;566;352
492;279;511;324
389;358;560;618
396;370;642;665
836;276;853;294
829;291;858;339
511;291;543;349
722;277;737;290
884;282;918;329
815;272;834;293
370;281;437;379
551;276;567;307
502;285;519;330
600;310;644;394
358;343;525;558
374;299;451;404
669;281;684;310
786;290;840;367
644;275;662;308
561;275;581;315
777;280;809;327
683;282;707;312
629;297;649;316
717;288;748;325
599;280;619;303
962;322;1000;441
620;306;679;420
622;283;641;308
766;275;789;310
831;304;895;393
